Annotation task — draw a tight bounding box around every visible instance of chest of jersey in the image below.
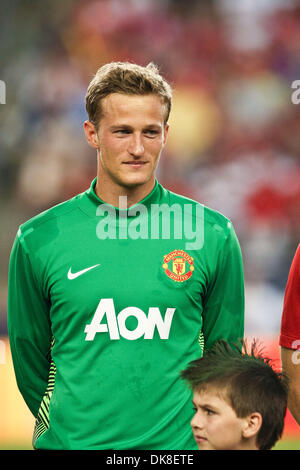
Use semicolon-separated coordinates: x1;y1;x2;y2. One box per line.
44;226;207;347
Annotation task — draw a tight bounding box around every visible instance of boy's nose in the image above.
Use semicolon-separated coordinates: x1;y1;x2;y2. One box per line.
191;412;204;430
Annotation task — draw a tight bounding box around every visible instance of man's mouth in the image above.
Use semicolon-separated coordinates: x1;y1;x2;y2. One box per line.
122;161;147;168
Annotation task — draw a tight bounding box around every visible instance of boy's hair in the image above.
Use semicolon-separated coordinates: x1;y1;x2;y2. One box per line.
181;340;289;450
85;61;173;129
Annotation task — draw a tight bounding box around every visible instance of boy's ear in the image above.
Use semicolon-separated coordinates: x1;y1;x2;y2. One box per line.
242;412;262;439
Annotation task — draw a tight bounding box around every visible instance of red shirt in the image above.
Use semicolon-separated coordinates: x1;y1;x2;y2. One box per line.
280;244;300;350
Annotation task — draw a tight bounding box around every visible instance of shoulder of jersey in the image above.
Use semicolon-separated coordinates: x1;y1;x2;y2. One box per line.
17;192;84;241
166;187;233;237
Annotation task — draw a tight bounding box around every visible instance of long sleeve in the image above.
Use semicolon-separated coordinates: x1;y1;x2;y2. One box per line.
202;221;245;352
7;231;52;417
280;244;300;349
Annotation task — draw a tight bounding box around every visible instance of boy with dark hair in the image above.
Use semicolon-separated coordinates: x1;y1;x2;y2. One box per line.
181;340;288;450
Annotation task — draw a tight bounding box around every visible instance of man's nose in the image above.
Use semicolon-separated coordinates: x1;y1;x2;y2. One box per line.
128;133;144;157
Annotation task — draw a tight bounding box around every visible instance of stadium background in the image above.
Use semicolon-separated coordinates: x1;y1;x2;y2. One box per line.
0;0;300;449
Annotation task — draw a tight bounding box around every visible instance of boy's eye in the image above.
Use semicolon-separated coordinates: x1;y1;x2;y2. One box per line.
192;406;197;413
205;408;215;416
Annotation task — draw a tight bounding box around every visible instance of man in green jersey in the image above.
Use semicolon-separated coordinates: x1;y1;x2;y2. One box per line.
8;62;244;450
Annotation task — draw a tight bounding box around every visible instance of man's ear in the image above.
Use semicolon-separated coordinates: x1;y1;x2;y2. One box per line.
242;412;262;439
84;121;99;149
163;123;169;146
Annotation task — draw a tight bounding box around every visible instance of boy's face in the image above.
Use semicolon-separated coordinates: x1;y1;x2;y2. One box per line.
191;388;250;450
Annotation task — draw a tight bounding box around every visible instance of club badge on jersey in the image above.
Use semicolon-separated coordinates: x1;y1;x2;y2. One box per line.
162;250;194;282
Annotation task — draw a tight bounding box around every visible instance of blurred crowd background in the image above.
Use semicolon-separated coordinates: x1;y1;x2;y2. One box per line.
1;0;300;449
1;0;300;338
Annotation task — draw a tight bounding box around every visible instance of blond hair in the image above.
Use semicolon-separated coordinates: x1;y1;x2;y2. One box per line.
85;62;172;128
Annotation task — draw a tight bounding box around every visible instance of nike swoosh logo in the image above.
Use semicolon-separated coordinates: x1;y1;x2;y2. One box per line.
67;264;100;280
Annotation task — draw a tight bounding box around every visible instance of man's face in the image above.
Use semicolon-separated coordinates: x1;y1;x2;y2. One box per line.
191;388;248;450
86;93;169;191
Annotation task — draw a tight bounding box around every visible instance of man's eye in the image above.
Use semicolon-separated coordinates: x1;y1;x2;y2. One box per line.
114;129;130;135
145;130;159;137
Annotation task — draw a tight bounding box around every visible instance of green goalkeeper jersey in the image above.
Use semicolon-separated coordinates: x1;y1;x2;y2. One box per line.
7;178;244;450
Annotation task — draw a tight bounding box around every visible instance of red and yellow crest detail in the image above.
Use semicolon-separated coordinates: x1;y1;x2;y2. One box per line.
163;250;194;282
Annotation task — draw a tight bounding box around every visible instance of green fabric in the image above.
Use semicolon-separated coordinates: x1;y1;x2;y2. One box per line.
7;178;244;450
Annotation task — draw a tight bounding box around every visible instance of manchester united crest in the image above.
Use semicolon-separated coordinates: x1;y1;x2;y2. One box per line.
162;250;194;282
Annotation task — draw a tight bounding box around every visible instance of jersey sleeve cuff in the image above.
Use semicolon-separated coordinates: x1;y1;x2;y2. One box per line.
279;331;300;350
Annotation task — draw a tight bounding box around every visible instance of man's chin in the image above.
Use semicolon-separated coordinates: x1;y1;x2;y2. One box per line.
118;173;154;189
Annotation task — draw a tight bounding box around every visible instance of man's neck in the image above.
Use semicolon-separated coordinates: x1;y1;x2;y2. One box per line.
95;176;156;208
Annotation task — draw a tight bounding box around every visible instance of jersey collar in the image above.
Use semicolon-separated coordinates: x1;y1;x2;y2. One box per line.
78;177;161;218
